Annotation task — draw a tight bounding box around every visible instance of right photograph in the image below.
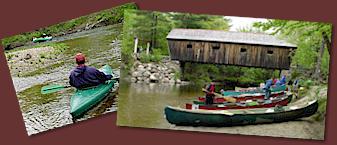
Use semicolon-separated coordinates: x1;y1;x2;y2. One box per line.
117;9;332;140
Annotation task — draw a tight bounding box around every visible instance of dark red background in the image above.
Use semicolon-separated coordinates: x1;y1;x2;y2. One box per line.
0;0;335;144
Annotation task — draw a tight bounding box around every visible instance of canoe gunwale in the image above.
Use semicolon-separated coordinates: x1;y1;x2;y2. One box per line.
168;99;317;116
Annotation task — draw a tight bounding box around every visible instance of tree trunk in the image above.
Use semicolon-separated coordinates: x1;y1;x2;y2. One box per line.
180;61;185;80
150;13;158;52
313;33;326;81
133;37;138;54
322;32;331;55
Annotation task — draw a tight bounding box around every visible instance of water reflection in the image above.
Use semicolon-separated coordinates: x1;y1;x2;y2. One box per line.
117;81;204;128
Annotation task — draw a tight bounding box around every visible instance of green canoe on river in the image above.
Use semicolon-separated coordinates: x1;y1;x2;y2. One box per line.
70;65;118;119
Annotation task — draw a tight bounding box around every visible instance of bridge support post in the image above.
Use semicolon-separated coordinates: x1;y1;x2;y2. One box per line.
180;61;185;79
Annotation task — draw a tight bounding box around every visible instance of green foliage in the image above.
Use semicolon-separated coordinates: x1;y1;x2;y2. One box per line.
254;20;332;81
182;63;212;85
321;47;330;79
301;79;314;88
5;52;14;60
2;3;137;50
139;53;163;63
236;26;264;33
238;67;275;85
174;70;181;80
52;43;69;55
181;63;276;85
169;12;230;30
314;97;327;121
18;83;58;112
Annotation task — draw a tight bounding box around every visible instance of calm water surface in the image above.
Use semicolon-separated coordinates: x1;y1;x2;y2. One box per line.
117;78;204;128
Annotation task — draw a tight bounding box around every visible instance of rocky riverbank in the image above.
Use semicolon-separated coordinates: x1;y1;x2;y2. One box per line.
130;59;185;84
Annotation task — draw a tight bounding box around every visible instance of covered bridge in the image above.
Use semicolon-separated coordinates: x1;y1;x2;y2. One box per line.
166;29;297;70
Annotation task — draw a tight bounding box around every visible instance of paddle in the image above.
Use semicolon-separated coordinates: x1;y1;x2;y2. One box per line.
41;84;72;94
202;88;237;103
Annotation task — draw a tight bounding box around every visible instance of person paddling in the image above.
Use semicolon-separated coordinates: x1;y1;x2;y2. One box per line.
69;53;112;89
203;82;216;105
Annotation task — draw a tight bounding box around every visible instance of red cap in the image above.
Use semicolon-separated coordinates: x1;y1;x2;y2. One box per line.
75;53;85;64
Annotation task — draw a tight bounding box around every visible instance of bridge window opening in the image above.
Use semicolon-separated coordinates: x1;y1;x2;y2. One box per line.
267;50;274;55
212;43;220;49
187;44;192;49
240;48;247;53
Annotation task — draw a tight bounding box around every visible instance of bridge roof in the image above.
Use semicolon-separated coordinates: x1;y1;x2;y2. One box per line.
167;29;297;48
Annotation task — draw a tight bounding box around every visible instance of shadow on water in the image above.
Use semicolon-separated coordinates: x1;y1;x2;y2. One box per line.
16;25;121;135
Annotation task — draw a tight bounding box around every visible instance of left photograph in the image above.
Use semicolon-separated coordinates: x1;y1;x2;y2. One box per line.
1;3;137;136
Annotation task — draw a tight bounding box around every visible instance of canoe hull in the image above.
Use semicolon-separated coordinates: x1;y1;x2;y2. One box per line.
70;65;117;118
223;85;287;96
187;94;292;110
165;100;318;127
32;36;52;43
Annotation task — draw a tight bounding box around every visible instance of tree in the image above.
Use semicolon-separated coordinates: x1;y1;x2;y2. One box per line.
254;20;332;81
169;12;230;30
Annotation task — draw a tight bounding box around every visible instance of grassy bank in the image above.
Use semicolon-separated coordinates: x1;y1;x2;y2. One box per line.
1;3;137;50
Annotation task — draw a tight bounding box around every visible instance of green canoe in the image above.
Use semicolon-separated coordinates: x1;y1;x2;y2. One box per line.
32;36;53;43
222;85;287;96
165;99;318;127
70;65;117;118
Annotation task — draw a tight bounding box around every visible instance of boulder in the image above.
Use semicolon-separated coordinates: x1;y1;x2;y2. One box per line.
143;71;151;77
147;63;153;68
132;72;140;77
131;78;137;83
150;74;159;82
24;53;32;60
138;64;144;69
137;68;146;74
137;77;143;81
150;67;157;73
162;77;170;83
144;78;150;84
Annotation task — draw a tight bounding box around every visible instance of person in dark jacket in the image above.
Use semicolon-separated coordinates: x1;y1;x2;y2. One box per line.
69;53;112;89
204;82;216;105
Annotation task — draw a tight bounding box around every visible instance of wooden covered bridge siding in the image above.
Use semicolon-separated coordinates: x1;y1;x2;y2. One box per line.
167;29;297;70
168;40;292;69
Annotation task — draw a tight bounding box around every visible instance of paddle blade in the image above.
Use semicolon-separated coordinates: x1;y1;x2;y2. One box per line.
41;84;67;94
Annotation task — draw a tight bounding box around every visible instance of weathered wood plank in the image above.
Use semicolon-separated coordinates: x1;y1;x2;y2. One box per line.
167;39;294;69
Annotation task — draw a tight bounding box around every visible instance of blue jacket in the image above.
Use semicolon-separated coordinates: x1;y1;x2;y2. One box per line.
69;65;112;89
280;75;286;85
264;79;273;90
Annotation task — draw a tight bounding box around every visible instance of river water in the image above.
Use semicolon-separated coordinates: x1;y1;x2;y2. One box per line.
117;78;325;140
117;79;204;128
10;25;121;135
